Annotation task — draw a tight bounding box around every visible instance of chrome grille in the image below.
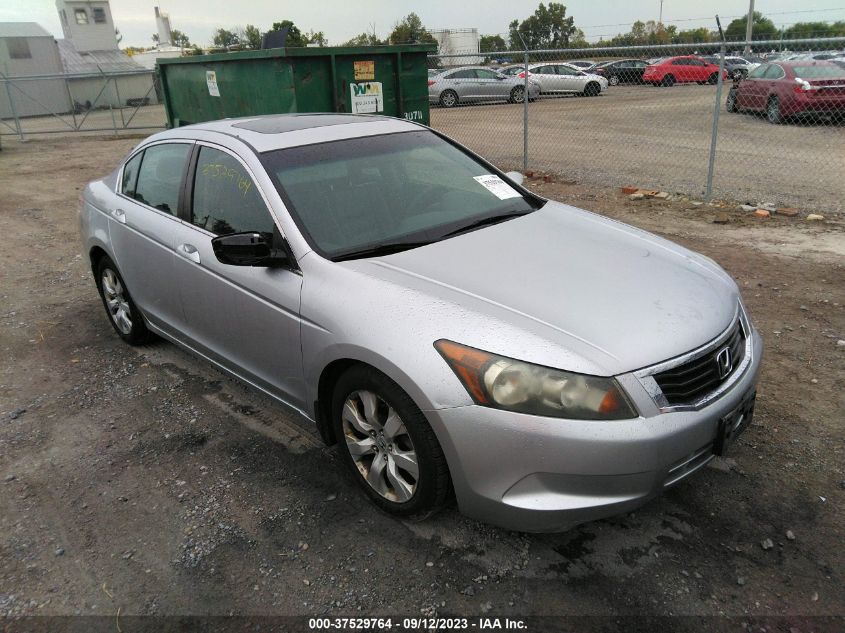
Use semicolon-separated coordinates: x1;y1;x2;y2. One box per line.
653;320;746;406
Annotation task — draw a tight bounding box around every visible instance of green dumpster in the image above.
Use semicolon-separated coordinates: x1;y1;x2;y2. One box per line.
156;44;436;128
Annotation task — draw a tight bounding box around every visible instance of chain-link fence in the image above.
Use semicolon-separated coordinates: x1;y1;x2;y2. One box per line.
428;37;845;213
0;70;166;139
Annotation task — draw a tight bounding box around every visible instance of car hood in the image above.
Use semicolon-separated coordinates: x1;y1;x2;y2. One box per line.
354;202;739;376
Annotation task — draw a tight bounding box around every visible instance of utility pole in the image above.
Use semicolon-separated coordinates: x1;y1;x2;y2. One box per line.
744;0;755;55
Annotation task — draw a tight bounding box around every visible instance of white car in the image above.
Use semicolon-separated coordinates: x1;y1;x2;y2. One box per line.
520;62;608;96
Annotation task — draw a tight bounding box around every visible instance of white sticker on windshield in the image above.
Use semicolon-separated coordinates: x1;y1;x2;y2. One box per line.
473;175;521;200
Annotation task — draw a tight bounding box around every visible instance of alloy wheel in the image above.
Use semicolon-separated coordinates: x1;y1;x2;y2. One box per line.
342;390;419;503
101;268;132;334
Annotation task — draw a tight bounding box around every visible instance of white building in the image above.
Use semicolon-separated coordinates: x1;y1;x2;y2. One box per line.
0;22;70;118
56;0;118;51
430;28;480;66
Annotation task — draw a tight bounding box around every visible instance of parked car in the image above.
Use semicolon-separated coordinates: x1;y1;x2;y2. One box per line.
519;62;608;96
700;55;761;80
727;60;845;123
428;66;539;107
643;55;729;86
591;59;650;85
80;113;762;532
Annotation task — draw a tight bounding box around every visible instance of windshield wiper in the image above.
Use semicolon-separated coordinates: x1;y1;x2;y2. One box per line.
332;240;434;262
441;211;532;239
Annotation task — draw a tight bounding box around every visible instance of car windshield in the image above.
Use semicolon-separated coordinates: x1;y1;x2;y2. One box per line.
261;130;539;260
793;65;845;79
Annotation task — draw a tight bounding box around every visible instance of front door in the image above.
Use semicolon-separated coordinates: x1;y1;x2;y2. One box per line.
171;143;306;410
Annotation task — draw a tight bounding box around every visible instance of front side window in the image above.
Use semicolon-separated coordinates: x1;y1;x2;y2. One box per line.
133;143;191;214
475;69;499;79
763;64;785;79
261;130;539;260
747;64;769;79
192;146;275;238
75;9;88;24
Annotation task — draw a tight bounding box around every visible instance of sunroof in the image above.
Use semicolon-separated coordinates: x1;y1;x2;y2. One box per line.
232;114;379;134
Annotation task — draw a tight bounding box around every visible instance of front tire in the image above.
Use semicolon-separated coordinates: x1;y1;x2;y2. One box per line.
439;90;458;108
509;85;526;104
707;72;719;85
726;88;738;113
95;256;152;345
608;75;620;86
583;81;601;97
661;74;676;87
332;365;451;519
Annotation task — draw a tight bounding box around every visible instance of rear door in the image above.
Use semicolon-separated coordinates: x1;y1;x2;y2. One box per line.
171;143;306;409
110;142;192;335
448;69;480;99
531;65;558;92
671;58;691;82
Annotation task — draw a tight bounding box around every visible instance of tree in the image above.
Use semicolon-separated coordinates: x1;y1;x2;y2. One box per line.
725;11;778;42
508;3;578;50
388;13;436;44
342;32;386;46
480;34;506;53
153;29;190;47
115;28;122;45
271;20;305;47
304;29;327;46
243;24;262;49
212;28;239;48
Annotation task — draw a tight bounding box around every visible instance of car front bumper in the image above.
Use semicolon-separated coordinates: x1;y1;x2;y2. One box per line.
426;328;763;533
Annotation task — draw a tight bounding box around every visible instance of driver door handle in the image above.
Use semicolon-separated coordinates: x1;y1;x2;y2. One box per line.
177;243;201;264
112;208;126;224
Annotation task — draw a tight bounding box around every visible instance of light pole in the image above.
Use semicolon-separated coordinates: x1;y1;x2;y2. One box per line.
659;0;663;24
744;0;755;54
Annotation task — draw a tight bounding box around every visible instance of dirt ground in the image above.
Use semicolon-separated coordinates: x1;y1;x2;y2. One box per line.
1;136;844;631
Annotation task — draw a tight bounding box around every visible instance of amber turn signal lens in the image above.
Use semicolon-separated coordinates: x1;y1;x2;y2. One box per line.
434;340;493;405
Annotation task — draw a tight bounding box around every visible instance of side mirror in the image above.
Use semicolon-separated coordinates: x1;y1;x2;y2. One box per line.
496;74;505;80
504;171;525;186
211;232;288;267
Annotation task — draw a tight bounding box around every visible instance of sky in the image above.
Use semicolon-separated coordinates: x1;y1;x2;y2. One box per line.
4;0;845;49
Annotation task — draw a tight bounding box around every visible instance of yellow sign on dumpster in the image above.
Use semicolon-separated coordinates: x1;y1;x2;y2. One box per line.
354;61;375;80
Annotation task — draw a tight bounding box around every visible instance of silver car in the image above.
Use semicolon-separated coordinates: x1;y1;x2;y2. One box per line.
80;114;762;532
524;62;609;96
428;66;539;107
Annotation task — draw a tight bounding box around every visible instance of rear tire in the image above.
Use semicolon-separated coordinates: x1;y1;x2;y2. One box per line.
439;90;458;108
95;256;153;345
707;72;719;85
661;74;676;87
767;96;782;124
583;81;601;97
509;85;526;104
608;75;620;86
332;365;451;520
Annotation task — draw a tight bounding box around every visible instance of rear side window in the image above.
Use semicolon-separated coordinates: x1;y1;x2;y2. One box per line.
121;152;143;196
191;146;276;238
133;143;191;215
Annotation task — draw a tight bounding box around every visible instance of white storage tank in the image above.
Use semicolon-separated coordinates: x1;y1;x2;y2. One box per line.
430;28;480;67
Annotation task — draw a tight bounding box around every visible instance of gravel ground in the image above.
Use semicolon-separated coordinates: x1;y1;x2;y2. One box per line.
0;136;844;631
431;83;845;214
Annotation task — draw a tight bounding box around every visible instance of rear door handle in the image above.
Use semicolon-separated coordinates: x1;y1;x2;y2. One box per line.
112;208;126;224
177;243;201;264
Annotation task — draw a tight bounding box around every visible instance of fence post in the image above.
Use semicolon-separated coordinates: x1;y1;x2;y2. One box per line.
705;21;728;200
3;76;24;140
523;45;528;173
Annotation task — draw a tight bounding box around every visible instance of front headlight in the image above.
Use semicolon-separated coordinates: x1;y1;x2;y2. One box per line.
434;340;637;420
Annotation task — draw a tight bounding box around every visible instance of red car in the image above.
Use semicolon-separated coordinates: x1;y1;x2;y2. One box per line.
727;60;845;123
643;55;728;87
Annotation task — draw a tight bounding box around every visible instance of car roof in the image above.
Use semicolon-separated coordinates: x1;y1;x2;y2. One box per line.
148;113;420;153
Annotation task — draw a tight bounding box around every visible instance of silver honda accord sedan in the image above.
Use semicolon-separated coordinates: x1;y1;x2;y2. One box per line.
80;113;762;532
